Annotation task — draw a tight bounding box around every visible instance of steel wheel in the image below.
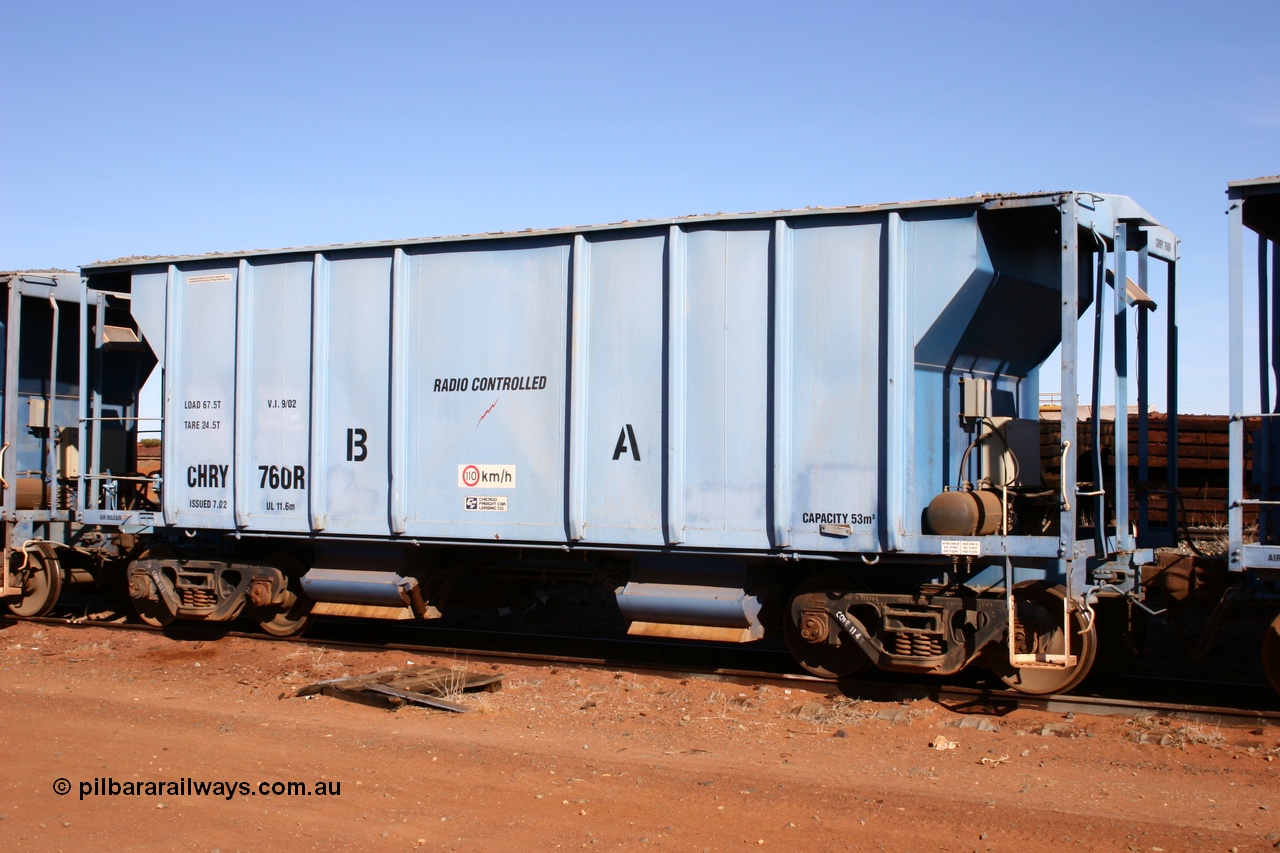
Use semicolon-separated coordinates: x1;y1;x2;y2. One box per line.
7;545;62;617
257;552;314;638
985;581;1097;695
1263;612;1280;696
131;546;177;627
783;575;874;679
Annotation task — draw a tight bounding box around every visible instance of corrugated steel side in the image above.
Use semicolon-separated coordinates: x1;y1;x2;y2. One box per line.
113;193;1164;560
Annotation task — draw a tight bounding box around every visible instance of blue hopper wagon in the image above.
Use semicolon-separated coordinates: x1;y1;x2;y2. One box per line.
7;190;1180;695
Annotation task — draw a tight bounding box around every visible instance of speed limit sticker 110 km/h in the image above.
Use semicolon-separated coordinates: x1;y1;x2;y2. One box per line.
458;464;517;488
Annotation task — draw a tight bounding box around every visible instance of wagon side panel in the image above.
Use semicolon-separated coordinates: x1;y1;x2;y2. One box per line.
784;219;884;552
403;241;570;539
164;265;238;529
235;257;313;533
313;253;393;536
579;232;666;545
679;225;772;548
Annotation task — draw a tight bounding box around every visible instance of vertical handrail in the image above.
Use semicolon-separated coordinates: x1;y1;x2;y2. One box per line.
77;283;88;520
1136;242;1150;544
1059;195;1081;597
1089;230;1108;560
5;282;23;523
1260;238;1272;540
90;291;107;513
46;295;59;516
1269;236;1280;545
1050;193;1082;671
1228;195;1246;570
1060;441;1072;511
1113;223;1130;554
1166;251;1179;538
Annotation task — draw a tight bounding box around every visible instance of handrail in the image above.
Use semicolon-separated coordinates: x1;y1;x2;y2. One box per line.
1060;440;1071;511
1231;411;1280;420
78;416;163;423
80;473;156;483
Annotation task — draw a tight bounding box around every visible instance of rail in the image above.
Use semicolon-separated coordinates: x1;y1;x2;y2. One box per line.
10;614;1279;723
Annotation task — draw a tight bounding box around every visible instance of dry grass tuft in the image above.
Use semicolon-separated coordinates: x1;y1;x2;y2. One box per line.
1124;714;1228;748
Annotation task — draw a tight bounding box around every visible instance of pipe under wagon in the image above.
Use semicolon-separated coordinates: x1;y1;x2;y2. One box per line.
8;190;1184;695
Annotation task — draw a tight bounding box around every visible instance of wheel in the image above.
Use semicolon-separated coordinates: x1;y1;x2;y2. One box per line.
131;546;177;627
257;552;314;638
6;544;62;617
1263;612;1280;696
783;575;874;679
984;581;1097;695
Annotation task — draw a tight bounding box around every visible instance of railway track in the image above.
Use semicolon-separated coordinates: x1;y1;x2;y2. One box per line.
8;609;1279;727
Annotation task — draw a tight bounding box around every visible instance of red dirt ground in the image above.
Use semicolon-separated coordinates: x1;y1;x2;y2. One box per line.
2;618;1278;852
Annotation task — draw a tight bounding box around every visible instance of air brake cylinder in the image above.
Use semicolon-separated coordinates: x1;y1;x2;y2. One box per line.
925;488;1002;536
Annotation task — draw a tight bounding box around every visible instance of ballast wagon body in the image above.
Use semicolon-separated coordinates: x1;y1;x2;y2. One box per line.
79;190;1179;692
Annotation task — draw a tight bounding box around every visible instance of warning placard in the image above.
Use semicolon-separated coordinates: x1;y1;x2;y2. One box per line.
940;539;981;556
458;464;516;488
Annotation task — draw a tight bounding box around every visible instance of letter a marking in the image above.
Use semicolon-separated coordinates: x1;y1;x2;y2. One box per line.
612;424;641;461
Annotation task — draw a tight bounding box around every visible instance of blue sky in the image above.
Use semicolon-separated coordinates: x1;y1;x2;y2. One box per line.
3;1;1277;413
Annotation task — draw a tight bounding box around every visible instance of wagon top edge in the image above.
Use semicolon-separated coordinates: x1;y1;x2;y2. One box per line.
0;269;78;280
0;270;86;301
82;189;1168;271
1227;175;1280;193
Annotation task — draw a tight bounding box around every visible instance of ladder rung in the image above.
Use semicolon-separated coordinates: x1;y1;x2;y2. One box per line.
1011;653;1078;669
